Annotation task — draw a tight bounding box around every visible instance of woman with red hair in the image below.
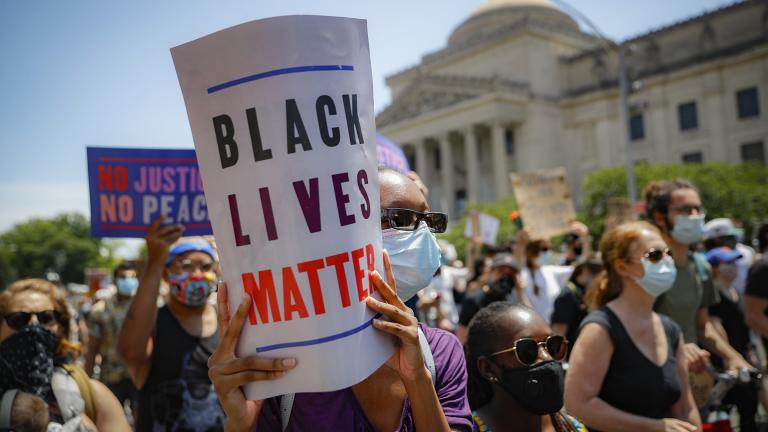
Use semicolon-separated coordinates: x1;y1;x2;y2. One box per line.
565;222;700;432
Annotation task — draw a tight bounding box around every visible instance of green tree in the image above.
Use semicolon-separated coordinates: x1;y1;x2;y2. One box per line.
0;213;119;288
439;195;520;262
580;162;768;242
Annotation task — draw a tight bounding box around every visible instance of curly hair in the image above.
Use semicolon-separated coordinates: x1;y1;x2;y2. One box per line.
0;278;80;359
642;179;697;223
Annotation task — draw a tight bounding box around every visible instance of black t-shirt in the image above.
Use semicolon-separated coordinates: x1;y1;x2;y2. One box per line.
551;281;588;353
458;289;511;327
709;285;750;360
137;306;225;432
745;259;768;300
580;307;682;430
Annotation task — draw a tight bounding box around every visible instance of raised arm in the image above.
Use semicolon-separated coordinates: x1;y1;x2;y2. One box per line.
117;217;183;388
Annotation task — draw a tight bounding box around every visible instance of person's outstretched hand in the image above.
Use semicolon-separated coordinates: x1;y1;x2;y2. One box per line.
208;282;297;431
145;215;184;266
366;250;428;383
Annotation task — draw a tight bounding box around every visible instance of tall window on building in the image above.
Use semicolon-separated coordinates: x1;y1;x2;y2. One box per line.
736;87;760;119
434;147;441;170
629;114;645;141
678;102;698;131
682;152;703;164
505;129;515;156
741;141;765;164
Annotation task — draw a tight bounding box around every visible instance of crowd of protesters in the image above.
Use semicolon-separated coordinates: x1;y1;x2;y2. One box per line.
2;172;768;432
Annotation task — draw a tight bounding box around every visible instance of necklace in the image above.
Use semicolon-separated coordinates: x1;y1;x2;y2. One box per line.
471;410;493;432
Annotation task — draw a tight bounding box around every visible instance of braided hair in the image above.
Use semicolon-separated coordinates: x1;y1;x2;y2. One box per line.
465;301;515;410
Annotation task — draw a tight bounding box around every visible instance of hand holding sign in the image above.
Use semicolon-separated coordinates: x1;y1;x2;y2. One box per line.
208;282;297;431
366;251;427;383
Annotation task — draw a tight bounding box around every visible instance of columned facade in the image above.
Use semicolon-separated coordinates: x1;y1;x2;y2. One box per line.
378;0;768;221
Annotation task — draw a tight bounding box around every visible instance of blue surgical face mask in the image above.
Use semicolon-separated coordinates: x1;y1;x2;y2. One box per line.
670;214;705;245
116;277;139;297
382;222;441;302
634;255;677;297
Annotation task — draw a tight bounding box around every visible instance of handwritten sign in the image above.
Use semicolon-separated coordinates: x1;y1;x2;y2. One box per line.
605;197;637;231
86;147;211;238
510;167;576;240
172;16;393;400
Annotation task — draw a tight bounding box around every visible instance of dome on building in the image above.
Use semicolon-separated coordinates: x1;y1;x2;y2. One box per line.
448;0;579;46
470;0;558;17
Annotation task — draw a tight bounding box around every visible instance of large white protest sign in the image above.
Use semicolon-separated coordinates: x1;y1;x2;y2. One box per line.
172;16;393;400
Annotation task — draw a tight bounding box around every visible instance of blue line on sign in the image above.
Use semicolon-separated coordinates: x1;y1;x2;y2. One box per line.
255;313;382;353
207;65;354;94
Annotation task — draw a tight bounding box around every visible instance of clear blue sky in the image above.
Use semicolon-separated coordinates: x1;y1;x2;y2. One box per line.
0;0;735;239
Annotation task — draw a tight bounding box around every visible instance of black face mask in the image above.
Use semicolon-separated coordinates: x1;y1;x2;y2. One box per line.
0;325;56;398
494;360;565;415
488;274;516;297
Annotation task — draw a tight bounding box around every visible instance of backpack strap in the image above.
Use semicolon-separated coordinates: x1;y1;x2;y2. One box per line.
61;364;97;423
279;327;437;431
417;327;436;381
0;389;18;430
279;393;295;432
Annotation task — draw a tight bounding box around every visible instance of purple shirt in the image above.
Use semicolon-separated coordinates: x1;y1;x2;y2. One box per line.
256;324;472;431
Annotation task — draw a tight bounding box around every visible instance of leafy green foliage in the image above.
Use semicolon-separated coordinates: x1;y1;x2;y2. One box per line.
580;162;768;242
439;195;520;262
0;213;119;289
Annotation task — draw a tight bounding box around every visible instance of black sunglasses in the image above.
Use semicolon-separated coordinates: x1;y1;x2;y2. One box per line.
489;335;568;366
1;310;61;331
627;247;671;264
381;208;448;233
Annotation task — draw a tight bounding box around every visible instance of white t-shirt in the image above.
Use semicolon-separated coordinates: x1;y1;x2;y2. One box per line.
520;265;574;323
734;243;756;294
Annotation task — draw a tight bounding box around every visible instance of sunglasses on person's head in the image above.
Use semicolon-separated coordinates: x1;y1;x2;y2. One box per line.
489;335;568;366
1;310;61;331
381;208;448;233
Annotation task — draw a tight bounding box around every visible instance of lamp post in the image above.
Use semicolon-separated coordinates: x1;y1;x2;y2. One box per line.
551;0;638;203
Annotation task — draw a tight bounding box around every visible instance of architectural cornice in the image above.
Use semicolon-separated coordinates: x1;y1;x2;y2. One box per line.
377;74;529;127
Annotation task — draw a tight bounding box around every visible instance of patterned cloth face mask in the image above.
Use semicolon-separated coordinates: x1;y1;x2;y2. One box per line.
168;272;217;307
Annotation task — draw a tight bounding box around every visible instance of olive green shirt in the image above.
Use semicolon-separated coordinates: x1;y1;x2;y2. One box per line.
654;253;720;343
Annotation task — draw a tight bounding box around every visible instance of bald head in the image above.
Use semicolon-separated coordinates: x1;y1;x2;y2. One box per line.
378;168;428;212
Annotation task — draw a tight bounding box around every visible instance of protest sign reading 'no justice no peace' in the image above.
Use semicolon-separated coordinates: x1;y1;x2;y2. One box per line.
172;16;393;400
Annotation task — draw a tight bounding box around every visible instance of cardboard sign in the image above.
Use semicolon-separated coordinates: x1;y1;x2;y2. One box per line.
464;212;500;246
172;16;392;400
86;147;212;238
510;167;576;240
605;197;637;231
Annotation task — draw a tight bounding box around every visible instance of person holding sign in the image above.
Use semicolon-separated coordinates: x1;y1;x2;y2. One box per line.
513;227;579;324
117;221;226;431
207;169;472;432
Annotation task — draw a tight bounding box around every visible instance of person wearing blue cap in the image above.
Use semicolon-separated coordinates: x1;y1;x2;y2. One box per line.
706;246;760;431
117;216;226;431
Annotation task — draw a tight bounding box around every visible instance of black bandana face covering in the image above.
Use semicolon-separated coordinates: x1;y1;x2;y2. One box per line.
0;325;56;397
494;360;565;415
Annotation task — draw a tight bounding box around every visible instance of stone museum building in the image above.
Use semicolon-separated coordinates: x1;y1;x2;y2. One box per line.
376;0;768;217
